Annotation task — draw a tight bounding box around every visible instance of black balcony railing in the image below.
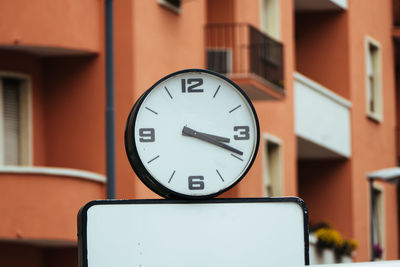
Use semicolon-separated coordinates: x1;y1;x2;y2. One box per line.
205;23;284;89
395;0;400;27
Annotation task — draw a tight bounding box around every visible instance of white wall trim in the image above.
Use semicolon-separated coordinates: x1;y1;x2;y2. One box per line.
259;0;281;41
0;71;33;166
0;166;106;183
262;132;282;145
0;71;31;80
294;72;352;108
262;133;283;197
372;182;386;260
157;0;181;14
329;0;347;9
364;36;383;122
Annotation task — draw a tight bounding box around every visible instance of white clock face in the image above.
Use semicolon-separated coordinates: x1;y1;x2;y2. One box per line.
125;70;259;198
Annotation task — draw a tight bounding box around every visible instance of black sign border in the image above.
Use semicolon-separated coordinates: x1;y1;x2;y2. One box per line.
78;197;309;267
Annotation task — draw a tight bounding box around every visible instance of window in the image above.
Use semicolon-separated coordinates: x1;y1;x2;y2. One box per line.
260;0;280;40
207;48;232;74
158;0;181;14
365;37;382;121
262;134;282;196
372;185;385;259
0;75;31;166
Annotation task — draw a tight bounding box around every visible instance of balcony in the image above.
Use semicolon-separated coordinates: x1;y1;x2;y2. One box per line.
205;23;284;100
0;166;105;244
294;72;351;159
295;0;347;12
0;0;101;56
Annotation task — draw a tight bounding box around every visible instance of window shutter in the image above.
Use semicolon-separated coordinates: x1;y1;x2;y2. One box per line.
2;78;20;165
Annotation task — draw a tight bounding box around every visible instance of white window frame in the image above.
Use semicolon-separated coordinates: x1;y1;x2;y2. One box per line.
259;0;281;40
262;133;283;197
158;0;181;14
0;72;32;166
372;183;386;259
365;36;383;122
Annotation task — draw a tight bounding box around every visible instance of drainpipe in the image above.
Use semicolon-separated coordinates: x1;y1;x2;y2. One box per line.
105;0;116;199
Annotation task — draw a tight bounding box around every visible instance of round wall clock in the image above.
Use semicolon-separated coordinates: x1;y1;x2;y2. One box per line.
125;69;260;199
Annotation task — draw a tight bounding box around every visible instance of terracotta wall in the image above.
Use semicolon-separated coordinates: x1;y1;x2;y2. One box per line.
207;0;235;24
0;51;107;175
0;173;104;241
0;0;398;264
114;0;297;199
234;0;260;26
206;0;296;197
295;11;350;99
132;0;206;96
118;0;207;198
0;50;45;165
348;0;398;261
113;0;137;199
295;0;399;260
43;56;106;174
298;159;353;238
249;0;298;197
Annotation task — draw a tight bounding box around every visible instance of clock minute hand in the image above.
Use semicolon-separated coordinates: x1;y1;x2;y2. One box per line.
182;127;229;142
182;126;243;156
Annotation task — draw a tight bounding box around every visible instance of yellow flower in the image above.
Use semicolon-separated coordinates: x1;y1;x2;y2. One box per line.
348;239;358;250
316;228;343;248
314;224;357;256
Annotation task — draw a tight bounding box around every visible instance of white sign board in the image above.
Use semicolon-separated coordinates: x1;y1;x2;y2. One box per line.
78;198;309;267
315;261;400;267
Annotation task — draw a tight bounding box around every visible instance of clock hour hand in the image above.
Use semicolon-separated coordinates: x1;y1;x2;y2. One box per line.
182;126;243;155
194;131;230;143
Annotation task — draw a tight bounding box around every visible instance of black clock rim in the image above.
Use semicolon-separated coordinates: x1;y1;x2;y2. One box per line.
124;68;260;200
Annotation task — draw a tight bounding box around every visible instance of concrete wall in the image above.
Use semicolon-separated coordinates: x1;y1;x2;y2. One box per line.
295;72;351;158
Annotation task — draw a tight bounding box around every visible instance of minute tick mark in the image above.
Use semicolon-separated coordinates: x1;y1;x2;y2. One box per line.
145;107;158;115
213;85;221;98
148;155;160;164
216;169;224;182
164;86;173;99
229;105;241;113
168;170;176;183
230;153;243;161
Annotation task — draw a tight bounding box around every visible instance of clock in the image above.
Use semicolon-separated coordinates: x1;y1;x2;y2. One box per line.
125;69;260;199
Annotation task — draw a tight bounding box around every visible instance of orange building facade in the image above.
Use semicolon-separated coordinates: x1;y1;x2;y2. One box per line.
0;0;399;266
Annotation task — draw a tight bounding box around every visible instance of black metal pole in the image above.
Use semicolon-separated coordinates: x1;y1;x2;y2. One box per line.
369;178;375;261
105;0;116;199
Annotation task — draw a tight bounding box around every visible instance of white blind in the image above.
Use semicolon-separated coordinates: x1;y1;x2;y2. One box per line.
2;78;20;165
